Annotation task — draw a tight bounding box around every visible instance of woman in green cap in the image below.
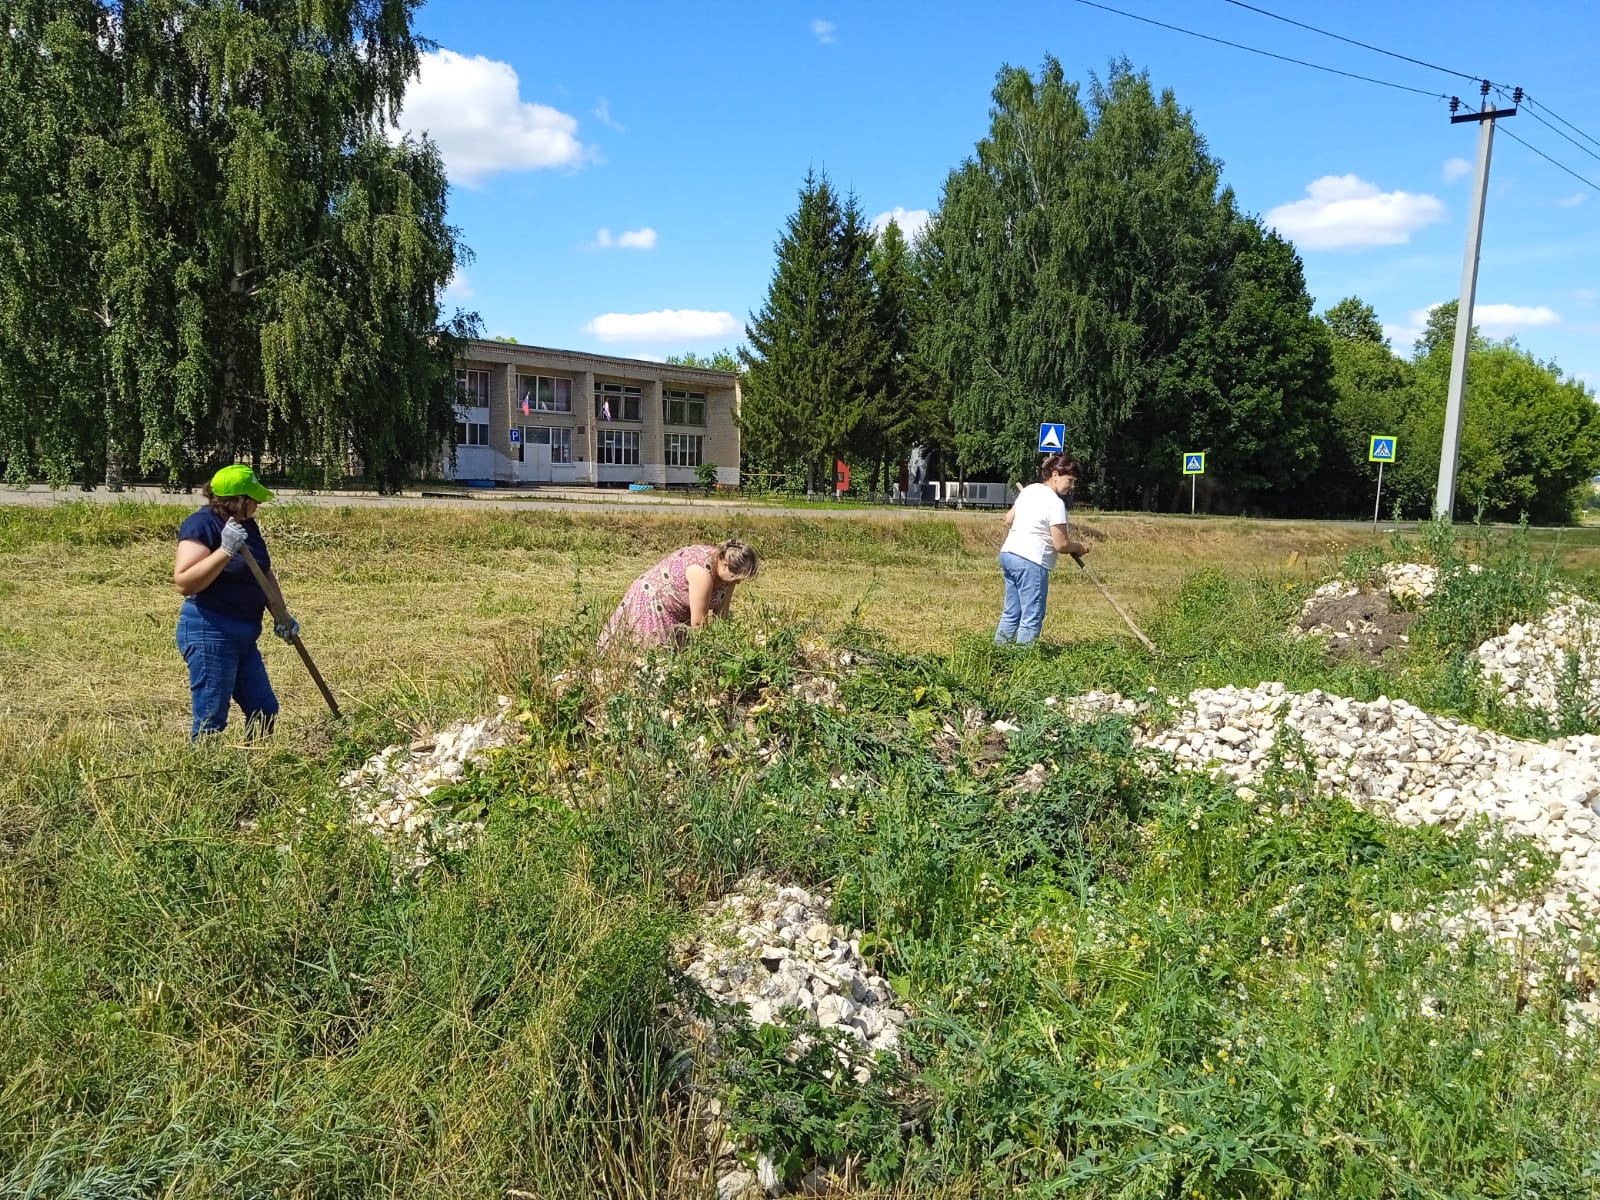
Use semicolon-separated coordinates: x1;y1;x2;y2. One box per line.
172;465;299;738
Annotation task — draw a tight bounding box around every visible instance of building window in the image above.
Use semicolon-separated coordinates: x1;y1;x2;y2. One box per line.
517;374;573;413
456;368;491;404
599;430;640;466
456;421;490;446
595;382;642;422
664;389;706;426
665;433;703;468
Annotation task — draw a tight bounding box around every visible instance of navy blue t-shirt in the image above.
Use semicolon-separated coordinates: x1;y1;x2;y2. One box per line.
177;508;272;626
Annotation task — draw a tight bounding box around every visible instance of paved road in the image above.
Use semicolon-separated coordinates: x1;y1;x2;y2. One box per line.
0;483;1403;528
1;483;988;518
8;483;1591;538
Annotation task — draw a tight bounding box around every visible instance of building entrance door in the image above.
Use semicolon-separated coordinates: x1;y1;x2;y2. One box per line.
516;429;552;484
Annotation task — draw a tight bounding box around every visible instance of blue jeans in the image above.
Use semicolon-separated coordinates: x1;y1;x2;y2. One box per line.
996;552;1051;645
176;604;279;739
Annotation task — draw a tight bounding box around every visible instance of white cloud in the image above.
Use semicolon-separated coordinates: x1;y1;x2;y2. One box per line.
1382;308;1433;349
812;18;836;43
593;227;658;251
1557;191;1586;208
1474;303;1560;332
870;207;932;244
1383;301;1561;348
1574;288;1599;307
442;267;472;301
583;310;740;343
1266;175;1446;250
1443;157;1473;184
594;98;624;132
396;48;589;186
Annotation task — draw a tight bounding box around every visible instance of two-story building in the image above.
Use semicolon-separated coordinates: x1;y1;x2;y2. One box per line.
445;339;741;487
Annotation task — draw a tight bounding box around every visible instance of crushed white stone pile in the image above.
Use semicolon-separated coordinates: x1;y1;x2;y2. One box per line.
680;881;908;1063
1298;561;1444;616
1379;562;1444;604
1297;561;1493;620
681;881;910;1199
1052;683;1600;945
341;698;513;869
1475;596;1600;722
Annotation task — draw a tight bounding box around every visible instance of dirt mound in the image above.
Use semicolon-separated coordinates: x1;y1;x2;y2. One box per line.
1297;591;1417;661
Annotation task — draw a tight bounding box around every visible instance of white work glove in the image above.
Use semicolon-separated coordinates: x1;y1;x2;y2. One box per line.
220;519;249;557
274;616;300;643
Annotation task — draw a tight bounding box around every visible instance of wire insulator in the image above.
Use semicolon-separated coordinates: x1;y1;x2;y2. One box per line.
1479;79;1491;96
1513;86;1524;104
1450;96;1461;113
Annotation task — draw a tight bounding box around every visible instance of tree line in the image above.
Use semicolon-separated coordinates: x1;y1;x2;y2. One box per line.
738;57;1600;521
0;0;473;492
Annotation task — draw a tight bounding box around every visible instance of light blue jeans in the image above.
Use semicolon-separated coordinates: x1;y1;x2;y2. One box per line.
996;552;1051;645
176;603;279;739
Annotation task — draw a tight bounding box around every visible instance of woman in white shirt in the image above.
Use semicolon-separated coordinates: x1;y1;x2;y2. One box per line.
996;454;1088;645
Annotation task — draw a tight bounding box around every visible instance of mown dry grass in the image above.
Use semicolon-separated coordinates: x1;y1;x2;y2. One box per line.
0;501;1396;741
7;501;1600;1198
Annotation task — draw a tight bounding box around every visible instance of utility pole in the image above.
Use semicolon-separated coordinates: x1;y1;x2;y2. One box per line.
1434;81;1520;520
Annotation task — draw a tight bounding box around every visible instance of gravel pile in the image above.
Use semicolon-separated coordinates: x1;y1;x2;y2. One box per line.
679;879;910;1200
681;880;908;1058
1475;596;1600;722
341;699;513;869
1057;683;1600;948
1297;561;1440;616
1379;561;1442;604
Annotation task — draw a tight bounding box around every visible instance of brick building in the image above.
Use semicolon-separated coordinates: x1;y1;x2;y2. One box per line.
445;339;740;487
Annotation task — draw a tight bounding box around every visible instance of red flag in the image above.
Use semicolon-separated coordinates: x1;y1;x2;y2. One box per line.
521;395;531;416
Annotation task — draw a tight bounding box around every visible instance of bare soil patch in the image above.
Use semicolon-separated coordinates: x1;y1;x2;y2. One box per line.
1298;591;1418;662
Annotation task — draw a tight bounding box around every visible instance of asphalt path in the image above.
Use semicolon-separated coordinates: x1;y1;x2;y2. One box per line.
0;483;1434;531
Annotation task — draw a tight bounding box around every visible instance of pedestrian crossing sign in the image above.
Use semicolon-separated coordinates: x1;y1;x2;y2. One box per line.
1369;436;1396;463
1038;423;1065;453
1183;452;1205;475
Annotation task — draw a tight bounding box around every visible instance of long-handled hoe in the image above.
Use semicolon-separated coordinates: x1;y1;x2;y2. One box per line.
1071;552;1157;653
236;546;343;718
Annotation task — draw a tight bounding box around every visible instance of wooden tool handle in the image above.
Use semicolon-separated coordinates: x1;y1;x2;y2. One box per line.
1072;554;1157;653
237;546;342;718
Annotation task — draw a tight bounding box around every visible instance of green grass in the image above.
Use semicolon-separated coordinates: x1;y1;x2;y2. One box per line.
4;505;1600;1196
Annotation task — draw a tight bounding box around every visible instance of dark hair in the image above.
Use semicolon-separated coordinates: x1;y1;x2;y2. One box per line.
1039;454;1082;484
202;483;253;522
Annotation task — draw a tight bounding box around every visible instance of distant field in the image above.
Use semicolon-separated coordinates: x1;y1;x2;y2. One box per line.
0;500;1425;739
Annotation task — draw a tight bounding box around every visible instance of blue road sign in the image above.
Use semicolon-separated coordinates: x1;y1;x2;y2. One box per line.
1369;436;1396;463
1038;423;1065;453
1183;452;1206;475
508;427;522;444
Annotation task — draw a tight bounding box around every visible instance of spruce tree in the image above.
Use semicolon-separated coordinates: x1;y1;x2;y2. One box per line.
741;171;879;492
855;218;914;491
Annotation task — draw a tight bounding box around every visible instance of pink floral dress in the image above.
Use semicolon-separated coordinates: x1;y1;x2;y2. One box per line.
598;544;730;651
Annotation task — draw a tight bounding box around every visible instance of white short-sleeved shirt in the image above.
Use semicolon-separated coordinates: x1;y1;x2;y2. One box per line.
1000;483;1070;571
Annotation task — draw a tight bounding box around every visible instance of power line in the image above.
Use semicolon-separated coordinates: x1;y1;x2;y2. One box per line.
1067;0;1452;100
1219;1;1600;165
1490;87;1600;169
1521;94;1600;155
1498;125;1600;197
1216;0;1486;86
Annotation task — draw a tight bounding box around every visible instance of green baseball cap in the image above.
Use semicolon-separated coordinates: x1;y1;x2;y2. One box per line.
210;464;273;503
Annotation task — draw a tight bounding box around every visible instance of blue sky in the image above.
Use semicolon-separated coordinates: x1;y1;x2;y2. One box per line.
397;0;1600;390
